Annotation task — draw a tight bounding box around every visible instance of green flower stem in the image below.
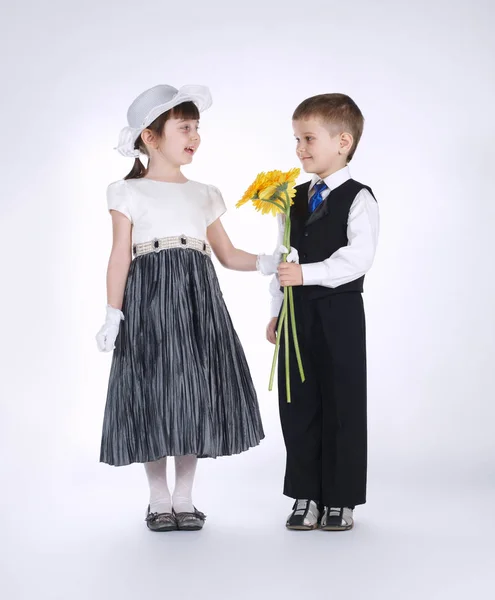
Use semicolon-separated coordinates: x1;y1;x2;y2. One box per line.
283;204;291;248
268;206;290;393
258;197;288;213
284;191;305;385
268;292;287;391
284;213;293;401
289;285;305;383
284;287;291;403
267;189;305;401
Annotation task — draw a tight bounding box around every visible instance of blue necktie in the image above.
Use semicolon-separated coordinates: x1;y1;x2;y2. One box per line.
309;181;328;213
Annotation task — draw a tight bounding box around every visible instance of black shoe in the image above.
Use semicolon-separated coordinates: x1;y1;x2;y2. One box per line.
173;507;206;531
286;500;320;530
320;507;354;531
145;505;178;532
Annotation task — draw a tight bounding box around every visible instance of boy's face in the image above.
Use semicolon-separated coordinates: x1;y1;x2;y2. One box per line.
293;118;346;178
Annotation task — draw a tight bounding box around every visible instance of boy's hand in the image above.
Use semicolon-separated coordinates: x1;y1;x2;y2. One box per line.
266;317;278;344
278;263;303;287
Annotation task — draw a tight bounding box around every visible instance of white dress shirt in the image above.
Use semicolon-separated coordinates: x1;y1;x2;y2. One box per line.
269;166;380;317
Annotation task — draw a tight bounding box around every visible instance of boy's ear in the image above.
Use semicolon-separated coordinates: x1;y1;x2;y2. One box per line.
339;132;354;156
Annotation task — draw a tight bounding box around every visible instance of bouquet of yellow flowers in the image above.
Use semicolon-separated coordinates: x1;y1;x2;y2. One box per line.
236;168;305;403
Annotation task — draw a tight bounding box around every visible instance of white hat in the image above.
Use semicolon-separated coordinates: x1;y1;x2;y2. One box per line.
115;84;212;158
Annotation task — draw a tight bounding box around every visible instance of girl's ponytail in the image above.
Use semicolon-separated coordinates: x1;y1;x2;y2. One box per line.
124;156;147;180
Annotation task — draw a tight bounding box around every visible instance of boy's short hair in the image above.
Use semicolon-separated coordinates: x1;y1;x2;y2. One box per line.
292;93;364;161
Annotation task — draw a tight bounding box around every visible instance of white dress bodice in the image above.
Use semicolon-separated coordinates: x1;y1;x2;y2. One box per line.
106;178;226;245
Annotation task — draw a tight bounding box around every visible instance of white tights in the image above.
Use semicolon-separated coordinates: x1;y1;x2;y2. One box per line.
144;455;198;514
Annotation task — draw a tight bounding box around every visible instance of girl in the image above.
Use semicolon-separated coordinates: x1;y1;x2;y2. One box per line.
96;84;283;532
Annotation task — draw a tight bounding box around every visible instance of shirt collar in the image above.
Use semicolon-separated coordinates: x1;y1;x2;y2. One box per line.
309;165;351;192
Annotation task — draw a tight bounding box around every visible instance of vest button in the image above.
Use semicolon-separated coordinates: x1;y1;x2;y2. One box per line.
303;253;307;259
304;232;309;237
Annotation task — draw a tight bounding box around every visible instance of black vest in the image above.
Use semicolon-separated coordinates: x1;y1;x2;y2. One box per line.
289;178;375;301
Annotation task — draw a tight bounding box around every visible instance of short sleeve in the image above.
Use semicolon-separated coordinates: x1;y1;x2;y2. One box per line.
107;180;132;222
206;184;227;226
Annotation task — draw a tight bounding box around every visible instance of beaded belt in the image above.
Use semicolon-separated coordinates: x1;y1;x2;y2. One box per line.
133;234;212;258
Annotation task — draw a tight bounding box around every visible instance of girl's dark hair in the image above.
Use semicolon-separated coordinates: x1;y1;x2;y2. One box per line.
124;101;200;180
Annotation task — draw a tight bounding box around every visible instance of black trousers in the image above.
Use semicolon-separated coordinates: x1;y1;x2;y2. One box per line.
278;291;367;508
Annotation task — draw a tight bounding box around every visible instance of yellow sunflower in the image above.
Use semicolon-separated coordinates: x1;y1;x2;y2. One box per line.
236;168;300;215
236;171;270;208
279;167;300;183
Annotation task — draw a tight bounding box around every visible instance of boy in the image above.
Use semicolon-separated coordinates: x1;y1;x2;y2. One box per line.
267;94;379;531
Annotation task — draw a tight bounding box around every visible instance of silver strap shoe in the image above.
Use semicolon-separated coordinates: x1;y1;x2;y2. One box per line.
145;505;178;532
286;499;320;530
320;507;354;531
173;507;206;531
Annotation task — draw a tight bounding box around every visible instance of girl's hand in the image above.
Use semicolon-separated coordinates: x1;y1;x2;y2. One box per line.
285;247;299;264
257;245;287;275
96;305;124;352
257;245;299;275
266;317;278;344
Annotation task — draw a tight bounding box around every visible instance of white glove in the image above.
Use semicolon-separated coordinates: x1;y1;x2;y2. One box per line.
96;305;124;352
286;246;299;264
257;245;299;275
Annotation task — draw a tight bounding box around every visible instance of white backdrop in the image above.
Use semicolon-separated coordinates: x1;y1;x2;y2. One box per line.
1;1;494;598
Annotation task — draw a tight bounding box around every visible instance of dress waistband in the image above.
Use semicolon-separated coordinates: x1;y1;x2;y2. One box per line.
133;235;212;258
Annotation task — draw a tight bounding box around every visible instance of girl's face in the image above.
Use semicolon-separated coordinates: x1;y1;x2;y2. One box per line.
155;117;201;166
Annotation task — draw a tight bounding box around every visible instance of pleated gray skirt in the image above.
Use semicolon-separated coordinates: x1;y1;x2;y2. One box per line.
100;247;264;466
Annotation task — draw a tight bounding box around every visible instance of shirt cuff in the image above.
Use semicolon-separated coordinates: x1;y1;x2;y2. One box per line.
270;296;283;318
301;262;328;286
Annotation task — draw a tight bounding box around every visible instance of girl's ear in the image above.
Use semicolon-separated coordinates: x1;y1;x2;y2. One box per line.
140;129;155;148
